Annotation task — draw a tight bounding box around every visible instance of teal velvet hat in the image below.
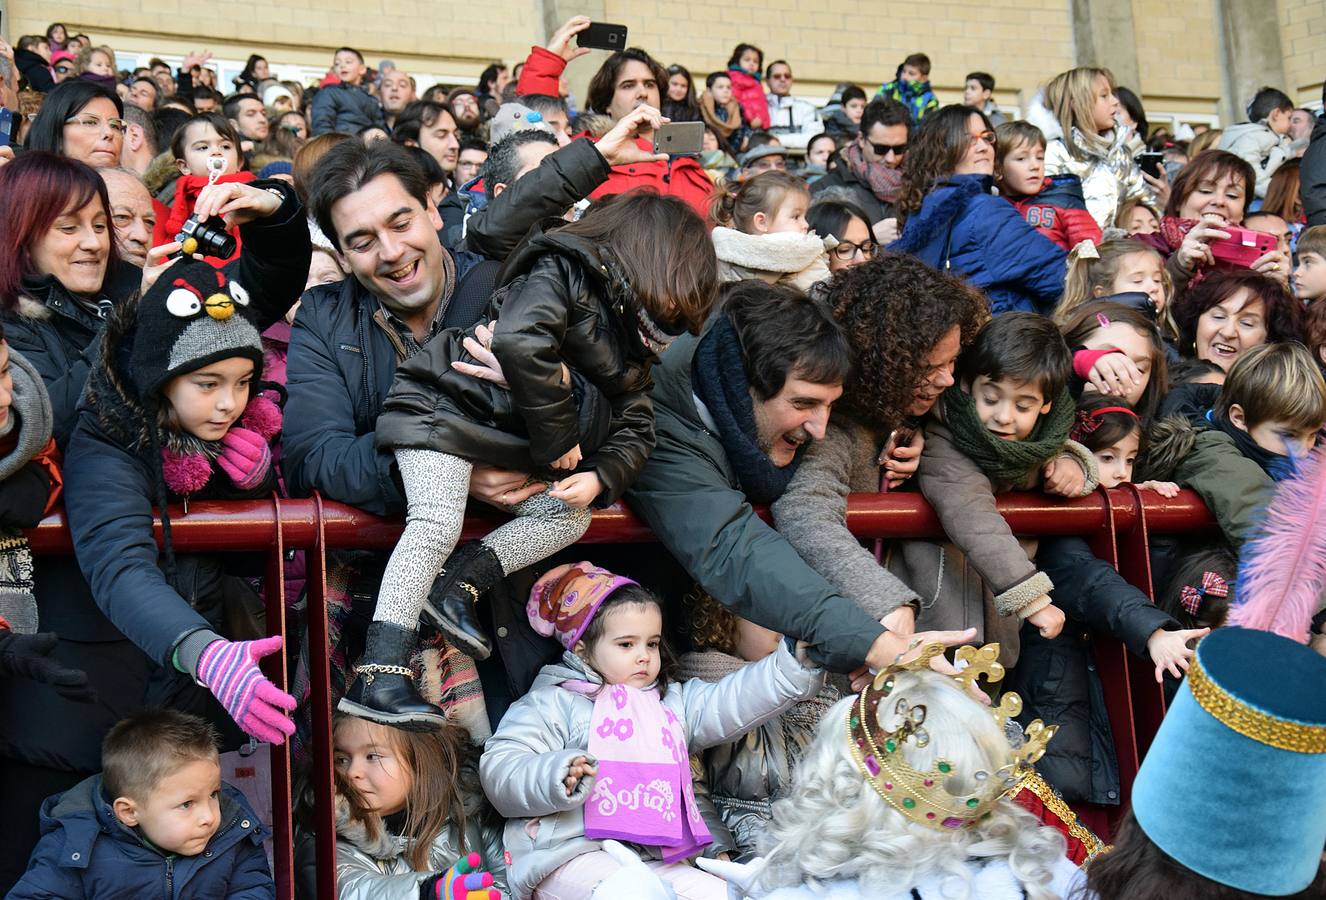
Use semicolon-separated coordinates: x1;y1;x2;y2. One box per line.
1131;627;1326;895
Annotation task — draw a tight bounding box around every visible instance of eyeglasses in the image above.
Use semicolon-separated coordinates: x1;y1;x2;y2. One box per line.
869;141;907;157
65;115;127;135
832;240;879;261
968;130;997;146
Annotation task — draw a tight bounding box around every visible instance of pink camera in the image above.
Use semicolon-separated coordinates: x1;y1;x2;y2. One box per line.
1210;226;1275;268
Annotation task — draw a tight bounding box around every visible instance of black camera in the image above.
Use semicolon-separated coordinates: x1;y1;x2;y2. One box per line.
176;215;236;259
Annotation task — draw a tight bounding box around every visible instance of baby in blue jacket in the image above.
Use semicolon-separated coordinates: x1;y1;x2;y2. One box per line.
8;709;273;899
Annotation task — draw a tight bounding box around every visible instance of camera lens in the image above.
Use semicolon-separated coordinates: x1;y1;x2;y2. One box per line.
183;215;237;259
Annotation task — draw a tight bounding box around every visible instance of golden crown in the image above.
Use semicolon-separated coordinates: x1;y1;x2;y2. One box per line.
846;643;1057;832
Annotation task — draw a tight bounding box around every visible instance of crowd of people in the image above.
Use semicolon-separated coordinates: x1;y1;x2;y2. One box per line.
1;14;1325;900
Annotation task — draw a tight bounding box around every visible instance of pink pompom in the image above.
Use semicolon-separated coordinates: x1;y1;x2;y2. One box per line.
161;448;213;494
240;394;283;441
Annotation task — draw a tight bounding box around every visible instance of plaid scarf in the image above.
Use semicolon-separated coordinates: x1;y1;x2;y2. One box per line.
843;139;904;204
940;384;1076;485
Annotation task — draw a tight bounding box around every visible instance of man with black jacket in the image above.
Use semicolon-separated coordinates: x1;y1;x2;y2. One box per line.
282;109;667;713
1303;84;1326;228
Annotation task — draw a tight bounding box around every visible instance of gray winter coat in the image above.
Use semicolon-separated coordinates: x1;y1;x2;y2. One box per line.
1218;122;1292;199
772;415;922;621
479;642;823;898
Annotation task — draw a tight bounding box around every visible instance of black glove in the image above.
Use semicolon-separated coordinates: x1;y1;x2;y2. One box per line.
0;630;98;703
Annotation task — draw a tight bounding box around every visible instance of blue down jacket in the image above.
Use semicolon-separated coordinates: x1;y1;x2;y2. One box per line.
889;173;1067;315
7;774;272;899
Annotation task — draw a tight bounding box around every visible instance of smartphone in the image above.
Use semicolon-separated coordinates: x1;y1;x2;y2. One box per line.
0;109;12;149
1138;151;1164;178
652;121;704;156
1210;225;1276;268
577;22;628;51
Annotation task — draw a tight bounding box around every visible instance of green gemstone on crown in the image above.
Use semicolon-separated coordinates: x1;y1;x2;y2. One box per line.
937;761;951;773
967;798;979;808
885;739;897;752
902;797;916;809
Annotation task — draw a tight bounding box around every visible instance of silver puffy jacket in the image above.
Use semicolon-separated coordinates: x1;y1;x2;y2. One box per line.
323;795;507;900
479;643;824;898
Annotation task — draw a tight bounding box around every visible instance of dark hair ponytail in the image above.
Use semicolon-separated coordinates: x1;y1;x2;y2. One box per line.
575;584;676;692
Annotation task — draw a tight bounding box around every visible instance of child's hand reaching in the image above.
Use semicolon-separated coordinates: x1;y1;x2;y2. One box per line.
1042;455;1087;498
1146;626;1210;682
549;472;602;509
1025;601;1065;639
565;755;597;797
1137;480;1181;498
550;444;582;471
1086;352;1144;398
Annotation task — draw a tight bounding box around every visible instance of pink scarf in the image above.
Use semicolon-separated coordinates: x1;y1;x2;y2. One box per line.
563;681;712;862
843;139;904;204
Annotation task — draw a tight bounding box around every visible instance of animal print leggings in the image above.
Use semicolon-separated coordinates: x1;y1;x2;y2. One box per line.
371;448;592;629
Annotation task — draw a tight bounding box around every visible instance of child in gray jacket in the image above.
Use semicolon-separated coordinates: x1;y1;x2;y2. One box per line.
479;562;824;899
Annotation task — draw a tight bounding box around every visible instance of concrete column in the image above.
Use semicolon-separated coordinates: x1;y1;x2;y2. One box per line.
536;0;605;112
1070;0;1142;94
1215;0;1289;126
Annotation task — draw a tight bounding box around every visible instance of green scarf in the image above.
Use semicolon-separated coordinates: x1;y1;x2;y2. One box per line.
941;384;1076;486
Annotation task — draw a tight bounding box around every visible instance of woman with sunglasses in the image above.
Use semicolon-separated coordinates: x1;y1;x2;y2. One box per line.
891;104;1067;316
807;200;878;273
23;81;124;168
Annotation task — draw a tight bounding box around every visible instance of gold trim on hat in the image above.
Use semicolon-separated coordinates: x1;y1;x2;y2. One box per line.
1187;652;1326;753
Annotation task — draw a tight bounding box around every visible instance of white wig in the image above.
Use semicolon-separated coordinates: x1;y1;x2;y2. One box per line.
756;670;1067;900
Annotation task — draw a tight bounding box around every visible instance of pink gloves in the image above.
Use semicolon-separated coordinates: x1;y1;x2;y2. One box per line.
196;635;297;744
217;427;272;490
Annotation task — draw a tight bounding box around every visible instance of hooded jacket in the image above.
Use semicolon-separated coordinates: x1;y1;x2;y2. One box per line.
711;227;831;293
1026;95;1153;230
309;81;386;136
1008;174;1102;252
14;47;55;92
889;173;1067;315
7;774;272;900
479;642;823;898
374;227;648;507
1218;121;1292;199
624;330;888;672
726;68;770;130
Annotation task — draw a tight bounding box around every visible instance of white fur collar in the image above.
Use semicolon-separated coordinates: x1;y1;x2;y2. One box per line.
711;227;827;273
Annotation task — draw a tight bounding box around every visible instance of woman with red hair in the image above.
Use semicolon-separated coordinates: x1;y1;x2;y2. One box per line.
0;151;137;446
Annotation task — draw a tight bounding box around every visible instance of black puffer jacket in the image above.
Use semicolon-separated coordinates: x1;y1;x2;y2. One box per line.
1010;535;1177;805
375;228;650;507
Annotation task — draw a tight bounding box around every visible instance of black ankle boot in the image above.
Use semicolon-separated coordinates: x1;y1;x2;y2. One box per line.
338;621;445;731
421;541;502;661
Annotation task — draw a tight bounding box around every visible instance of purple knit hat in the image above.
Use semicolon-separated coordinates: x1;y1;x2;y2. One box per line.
528;562;639;650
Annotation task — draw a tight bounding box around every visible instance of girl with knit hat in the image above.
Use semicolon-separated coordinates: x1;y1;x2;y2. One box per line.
62;249;306;749
480;562;824;899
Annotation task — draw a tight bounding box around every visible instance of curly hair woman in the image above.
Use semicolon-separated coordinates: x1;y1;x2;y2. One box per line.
772;253;988;633
890;104;1067;315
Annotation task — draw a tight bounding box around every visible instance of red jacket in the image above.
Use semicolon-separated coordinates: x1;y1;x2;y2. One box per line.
515;47;714;217
1009;175;1101;252
726;67;770;129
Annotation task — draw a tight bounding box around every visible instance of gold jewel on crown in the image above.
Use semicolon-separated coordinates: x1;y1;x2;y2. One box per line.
846;643;1057;832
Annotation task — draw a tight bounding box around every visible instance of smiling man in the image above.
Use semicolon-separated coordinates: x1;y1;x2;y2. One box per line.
627;280;954;674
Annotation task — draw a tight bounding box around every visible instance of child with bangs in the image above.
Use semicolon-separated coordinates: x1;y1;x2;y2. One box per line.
994;120;1100;251
1141;342;1326;551
1010;395;1204;806
912;313;1100;659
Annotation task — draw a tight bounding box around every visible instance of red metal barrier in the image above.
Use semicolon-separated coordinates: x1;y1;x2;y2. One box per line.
26;488;1216;899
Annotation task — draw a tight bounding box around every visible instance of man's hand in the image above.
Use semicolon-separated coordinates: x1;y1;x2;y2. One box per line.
596;105;668;166
182;49;213;72
853;627;978;692
1026;602;1065;639
468;466;544;508
549;471;601;509
547;15;595;63
193;181;282;229
1042;455;1087;498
